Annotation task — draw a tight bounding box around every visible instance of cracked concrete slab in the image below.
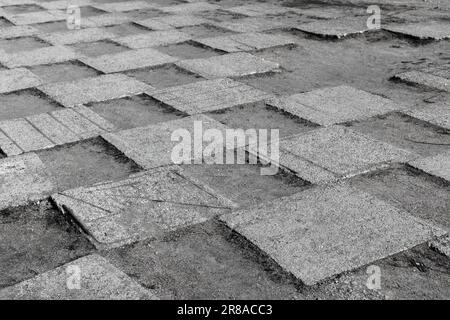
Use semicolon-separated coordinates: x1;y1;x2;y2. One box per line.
0;45;78;68
0;68;42;93
296;17;374;39
115;30;191;49
220;183;446;285
39;74;152;107
0;153;55;210
52;167;234;248
150;78;271;114
0;254;158;299
101;114;234;169
267;85;403;126
195;32;297;53
80;48;177;73
176;52;280;79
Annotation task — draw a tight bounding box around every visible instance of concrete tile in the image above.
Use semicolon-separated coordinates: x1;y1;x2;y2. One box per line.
27;60;101;84
115;30;191;49
39;74;152;107
0;118;54;152
39;0;94;10
0;25;38;39
101;114;232;169
80;48;177;73
225;4;298;17
220;183;445;285
393;70;450;92
405;102;450;130
272;126;413;183
196;32;296;53
0;45;78;68
176;52;280;79
296;17;373;39
0;68;42;94
0;153;55;210
81;12;131;28
0;254;157;299
136;15;208;30
93;1;155;13
160;2;219;14
215;17;288;33
49;108;109;139
408;151;450;182
384;22;450;40
0;130;21;156
7;9;66;25
52;167;234;248
38;27;116;45
151;78;271;114
267;85;403;126
26;112;79;145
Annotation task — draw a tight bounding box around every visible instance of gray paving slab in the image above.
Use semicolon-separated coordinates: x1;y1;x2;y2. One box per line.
0;68;42;94
161;2;220;14
52;167;234;248
39;0;94;10
6;9;66;25
0;118;55;152
430;236;450;258
296;17;373;38
102;114;233;169
49;108;108;139
136;15;208;30
0;130;21;156
0;45;78;68
176;52;280;79
393;70;450;92
0;153;55;210
0;254;158;300
39;74;152;107
80;48;177;73
267;85;403;126
224;4;299;17
384;22;450;40
220;183;446;285
115;30;191;49
81;13;131;28
151;78;271;114
93;1;156;13
408;151;450;182
215;18;288;33
0;25;38;39
26;112;79;145
272;126;413;182
38;27;116;45
405;102;450;130
196;32;297;52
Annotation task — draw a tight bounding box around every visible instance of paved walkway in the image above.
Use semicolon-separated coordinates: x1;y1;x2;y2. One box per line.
0;0;449;299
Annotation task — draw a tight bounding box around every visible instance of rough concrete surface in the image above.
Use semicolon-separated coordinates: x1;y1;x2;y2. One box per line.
0;0;449;301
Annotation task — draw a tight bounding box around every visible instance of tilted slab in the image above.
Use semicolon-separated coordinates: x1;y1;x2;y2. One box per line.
215;17;288;33
115;30;191;49
0;25;38;39
224;4;299;17
92;1;156;12
0;153;55;211
151;78;271;114
0;45;78;68
160;2;220;14
392;70;450;92
296;17;374;39
408;151;450;182
0;68;42;94
6;10;66;25
176;52;280;79
52;167;234;248
81;13;131;28
38;27;116;45
102;114;237;169
220;184;446;285
39;74;152;107
196;32;297;52
249;126;413;184
0;254;158;300
136;15;209;30
80;48;178;73
404;102;450;130
267;85;402;126
40;0;94;10
384;22;450;40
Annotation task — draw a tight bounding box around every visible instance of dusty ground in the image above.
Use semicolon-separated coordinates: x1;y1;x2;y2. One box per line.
0;0;449;300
